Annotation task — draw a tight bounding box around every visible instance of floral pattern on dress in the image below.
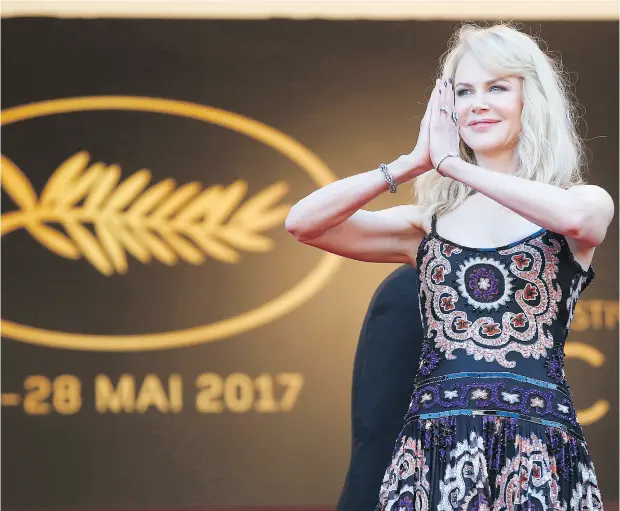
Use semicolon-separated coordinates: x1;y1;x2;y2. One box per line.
494;433;567;510
438;432;490;511
418;236;563;369
570;462;604;511
565;273;590;330
379;435;431;511
456;256;513;311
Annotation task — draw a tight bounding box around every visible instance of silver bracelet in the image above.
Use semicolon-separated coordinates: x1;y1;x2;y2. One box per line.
379;163;397;193
436;153;460;173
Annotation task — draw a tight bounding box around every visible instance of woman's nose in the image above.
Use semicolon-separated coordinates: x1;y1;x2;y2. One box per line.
471;96;490;113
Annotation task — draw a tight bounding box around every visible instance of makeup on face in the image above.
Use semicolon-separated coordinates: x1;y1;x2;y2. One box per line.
452;53;523;155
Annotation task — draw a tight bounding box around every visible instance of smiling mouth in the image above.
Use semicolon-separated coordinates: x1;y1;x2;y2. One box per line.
469;120;500;127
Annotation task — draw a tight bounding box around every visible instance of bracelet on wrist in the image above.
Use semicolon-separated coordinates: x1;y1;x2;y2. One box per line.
436;153;460;173
379;163;397;193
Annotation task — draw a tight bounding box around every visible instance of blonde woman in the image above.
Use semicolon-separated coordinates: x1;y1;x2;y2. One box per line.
285;23;613;510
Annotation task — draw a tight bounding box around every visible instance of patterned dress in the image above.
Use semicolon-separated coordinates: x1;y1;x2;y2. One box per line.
377;216;603;511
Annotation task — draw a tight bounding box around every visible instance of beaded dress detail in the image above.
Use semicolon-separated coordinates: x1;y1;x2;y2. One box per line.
377;216;603;511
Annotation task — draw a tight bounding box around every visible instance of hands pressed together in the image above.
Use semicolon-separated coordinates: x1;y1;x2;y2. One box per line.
412;79;462;176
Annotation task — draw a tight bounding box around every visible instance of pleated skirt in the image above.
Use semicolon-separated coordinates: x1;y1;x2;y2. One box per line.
376;414;603;511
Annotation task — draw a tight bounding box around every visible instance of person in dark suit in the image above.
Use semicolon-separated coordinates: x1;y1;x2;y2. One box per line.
336;264;423;511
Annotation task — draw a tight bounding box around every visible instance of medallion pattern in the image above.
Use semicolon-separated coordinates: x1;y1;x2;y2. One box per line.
418;234;564;370
456;256;513;311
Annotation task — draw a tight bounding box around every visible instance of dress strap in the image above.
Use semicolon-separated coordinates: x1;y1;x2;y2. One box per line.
430;213;438;234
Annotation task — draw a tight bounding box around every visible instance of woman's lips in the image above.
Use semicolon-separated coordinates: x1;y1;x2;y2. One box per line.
469;120;500;131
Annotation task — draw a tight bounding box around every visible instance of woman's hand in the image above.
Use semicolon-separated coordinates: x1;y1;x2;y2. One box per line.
408;82;439;175
429;79;461;171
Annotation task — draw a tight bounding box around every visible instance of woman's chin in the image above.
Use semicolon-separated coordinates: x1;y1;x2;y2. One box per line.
466;141;507;156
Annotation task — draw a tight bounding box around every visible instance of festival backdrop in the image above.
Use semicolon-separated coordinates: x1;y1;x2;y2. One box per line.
1;17;618;510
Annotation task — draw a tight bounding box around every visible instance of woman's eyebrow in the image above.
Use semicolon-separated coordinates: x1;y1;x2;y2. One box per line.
455;78;509;88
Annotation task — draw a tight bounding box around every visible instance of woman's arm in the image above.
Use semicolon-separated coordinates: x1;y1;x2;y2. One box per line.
285;153;425;241
285;83;442;265
438;158;614;249
288;204;429;264
285;153;431;264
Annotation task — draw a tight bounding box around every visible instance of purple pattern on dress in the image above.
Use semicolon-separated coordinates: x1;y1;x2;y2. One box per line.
416;416;457;463
417;340;439;377
470;492;489;511
396;496;414;511
482;416;518;471
545;343;567;386
408;381;580;429
468;267;500;301
546;427;581;481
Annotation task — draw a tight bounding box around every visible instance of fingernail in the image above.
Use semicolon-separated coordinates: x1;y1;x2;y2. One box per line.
439;90;442;94
448;78;452;84
444;81;447;86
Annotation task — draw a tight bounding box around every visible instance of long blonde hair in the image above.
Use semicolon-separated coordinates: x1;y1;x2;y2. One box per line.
413;23;586;216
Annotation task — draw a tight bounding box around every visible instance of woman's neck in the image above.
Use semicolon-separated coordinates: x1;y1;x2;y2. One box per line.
474;151;518;174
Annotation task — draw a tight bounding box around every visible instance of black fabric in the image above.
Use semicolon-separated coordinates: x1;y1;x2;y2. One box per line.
337;265;423;511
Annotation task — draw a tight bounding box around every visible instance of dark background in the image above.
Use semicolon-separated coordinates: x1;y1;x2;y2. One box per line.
1;18;618;509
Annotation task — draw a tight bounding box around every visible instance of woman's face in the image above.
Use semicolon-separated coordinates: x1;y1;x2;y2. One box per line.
453;52;523;158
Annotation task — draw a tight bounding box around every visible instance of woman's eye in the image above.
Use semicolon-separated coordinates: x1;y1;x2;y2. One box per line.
490;85;506;92
455;89;470;97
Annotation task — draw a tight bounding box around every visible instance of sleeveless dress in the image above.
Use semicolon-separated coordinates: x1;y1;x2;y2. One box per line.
376;217;604;511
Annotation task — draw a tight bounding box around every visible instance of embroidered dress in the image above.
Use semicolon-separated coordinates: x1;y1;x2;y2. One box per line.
377;217;603;511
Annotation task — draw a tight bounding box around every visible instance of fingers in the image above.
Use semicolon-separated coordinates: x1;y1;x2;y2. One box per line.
435;79;448;124
437;78;458;128
445;79;460;129
446;78;455;115
434;79;450;131
425;84;436;116
440;79;448;110
421;81;438;127
430;80;441;125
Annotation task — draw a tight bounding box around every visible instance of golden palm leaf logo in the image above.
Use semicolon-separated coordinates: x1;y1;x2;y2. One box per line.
1;151;291;276
0;96;342;351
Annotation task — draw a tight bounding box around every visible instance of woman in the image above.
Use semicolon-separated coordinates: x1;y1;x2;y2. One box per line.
285;23;614;510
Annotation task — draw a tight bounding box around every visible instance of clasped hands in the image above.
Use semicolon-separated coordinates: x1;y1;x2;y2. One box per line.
411;78;462;176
